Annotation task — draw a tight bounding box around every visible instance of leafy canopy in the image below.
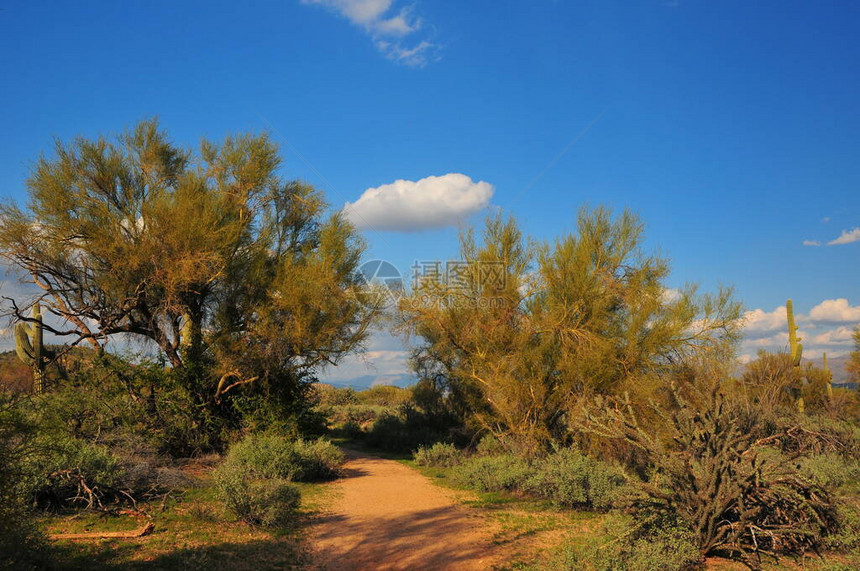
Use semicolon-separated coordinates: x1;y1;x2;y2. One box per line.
400;207;742;449
0;119;375;404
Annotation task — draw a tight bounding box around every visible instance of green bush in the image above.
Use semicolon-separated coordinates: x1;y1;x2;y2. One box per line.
315;385;359;407
526;448;626;511
827;500;860;552
413;442;463;467
475;433;506;456
222;433;344;482
363;404;452;452
356;385;412;407
799;452;860;493
214;462;300;527
557;514;700;571
451;454;533;492
22;435;126;509
0;395;49;569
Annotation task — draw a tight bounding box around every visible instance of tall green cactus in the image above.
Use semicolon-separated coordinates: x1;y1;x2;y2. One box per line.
787;299;803;366
786;299;804;413
14;302;46;394
823;352;833;402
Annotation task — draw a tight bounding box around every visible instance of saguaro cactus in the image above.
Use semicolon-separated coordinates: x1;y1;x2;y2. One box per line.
786;299;804;413
14;302;46;394
823;352;834;402
787;299;803;366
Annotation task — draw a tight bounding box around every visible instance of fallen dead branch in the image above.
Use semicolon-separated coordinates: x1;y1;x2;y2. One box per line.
49;522;155;541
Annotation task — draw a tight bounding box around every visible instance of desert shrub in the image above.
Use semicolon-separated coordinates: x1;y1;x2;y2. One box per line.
314;385;359;407
556;514;701;571
21;435;126;509
799;453;860;493
526;448;626;511
28;352;225;457
363;405;450;452
583;384;839;568
214;462;300;527
826;500;860;552
0;395;49;569
475;433;506;456
451;454;533;492
356;385;412;407
222;433;343;482
413;442;463;467
331;404;390;427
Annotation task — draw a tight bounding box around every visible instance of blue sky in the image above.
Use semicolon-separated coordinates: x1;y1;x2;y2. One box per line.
1;0;858;384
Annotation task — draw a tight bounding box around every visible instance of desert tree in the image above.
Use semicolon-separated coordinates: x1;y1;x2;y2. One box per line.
848;325;860;383
399;207;742;450
0;119;377;410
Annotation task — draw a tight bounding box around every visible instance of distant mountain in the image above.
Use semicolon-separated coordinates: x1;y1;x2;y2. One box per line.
322;373;416;390
814;355;852;386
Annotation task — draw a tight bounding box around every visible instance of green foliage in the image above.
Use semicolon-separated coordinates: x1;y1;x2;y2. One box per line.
21;435;126;509
583;382;839;567
450;448;626;511
0;394;49;569
826;501;860;552
28;351;223;457
401;207;741;451
413;442;463;467
221;433;344;482
363;404;453;452
799;453;860;493
214;462;300;528
356;385;413;407
314;385;359;406
525;448;626;511
0;119;377;426
451;454;533;493
555;514;701;571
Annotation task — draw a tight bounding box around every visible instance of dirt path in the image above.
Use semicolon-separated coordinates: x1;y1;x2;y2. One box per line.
308;450;500;571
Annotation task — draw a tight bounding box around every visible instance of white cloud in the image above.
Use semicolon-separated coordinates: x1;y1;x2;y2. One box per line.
821;217;831;223
807;298;860;323
828;227;860;245
809;326;856;346
741;305;788;337
344;173;494;232
661;288;682;304
740;299;860;363
319;329;412;384
802;240;820;247
302;0;438;66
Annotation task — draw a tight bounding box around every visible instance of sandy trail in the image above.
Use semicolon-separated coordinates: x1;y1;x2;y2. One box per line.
309;450;500;571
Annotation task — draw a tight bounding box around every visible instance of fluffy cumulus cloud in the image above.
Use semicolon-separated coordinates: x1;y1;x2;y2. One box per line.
808;298;860;323
343;173;494;232
809;326;856;346
739;298;860;366
301;0;438;66
828;227;860;245
741;305;788;337
318;330;413;387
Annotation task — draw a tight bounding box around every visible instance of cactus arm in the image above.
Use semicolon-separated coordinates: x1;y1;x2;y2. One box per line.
786;299;805;413
14;322;36;365
787;299;803;366
13;302;46;394
33;302;43;368
823;352;833;401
